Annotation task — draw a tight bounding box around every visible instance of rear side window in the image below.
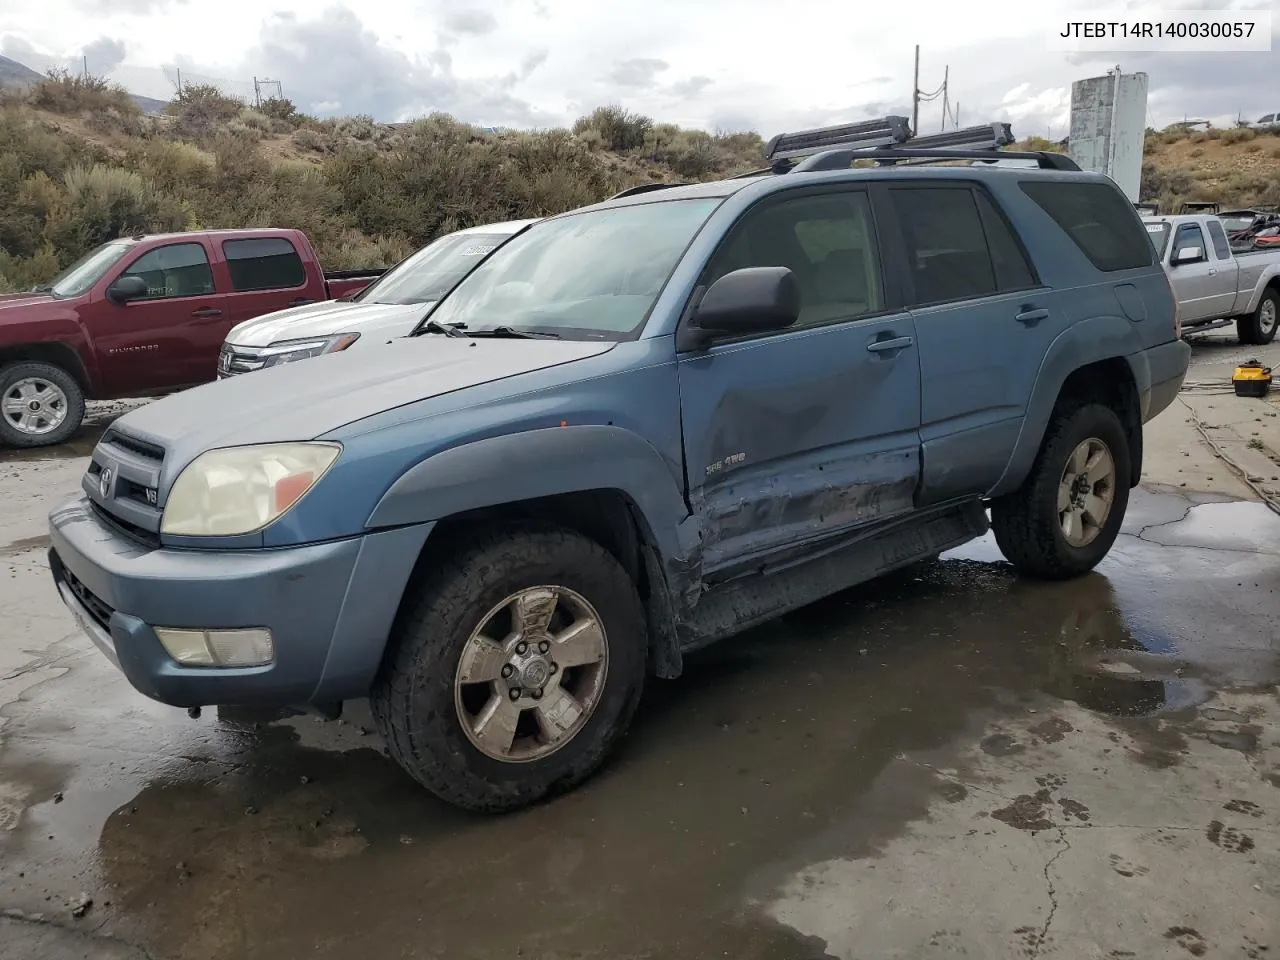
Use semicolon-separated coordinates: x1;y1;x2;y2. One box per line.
1020;181;1155;272
222;237;306;291
891;186;1035;306
1206;219;1232;259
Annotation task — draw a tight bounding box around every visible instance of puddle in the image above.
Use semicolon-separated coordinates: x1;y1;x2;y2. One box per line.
1141;499;1280;555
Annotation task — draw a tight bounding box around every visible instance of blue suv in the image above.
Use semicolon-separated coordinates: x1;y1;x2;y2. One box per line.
49;118;1190;812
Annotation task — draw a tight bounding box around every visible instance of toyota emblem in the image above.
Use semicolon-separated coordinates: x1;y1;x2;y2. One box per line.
99;467;112;499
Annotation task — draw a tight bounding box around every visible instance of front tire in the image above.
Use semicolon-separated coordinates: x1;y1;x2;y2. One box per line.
0;361;85;449
990;403;1132;580
1237;289;1279;345
371;525;647;813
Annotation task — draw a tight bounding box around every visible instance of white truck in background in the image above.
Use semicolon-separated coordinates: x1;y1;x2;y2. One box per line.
1143;213;1280;345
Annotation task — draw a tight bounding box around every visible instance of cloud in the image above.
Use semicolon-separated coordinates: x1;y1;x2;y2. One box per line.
170;5;557;126
72;0;188;11
82;36;126;74
668;75;713;98
441;8;497;35
607;57;668;88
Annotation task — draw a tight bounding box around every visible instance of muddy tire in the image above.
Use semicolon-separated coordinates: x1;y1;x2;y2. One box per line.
990;403;1131;580
1237;288;1279;345
371;525;647;813
0;361;85;449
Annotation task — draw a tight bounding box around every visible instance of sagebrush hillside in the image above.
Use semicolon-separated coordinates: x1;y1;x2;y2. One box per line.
3;70;1278;293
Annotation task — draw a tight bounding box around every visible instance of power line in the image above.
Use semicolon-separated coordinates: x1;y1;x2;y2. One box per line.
911;45;951;133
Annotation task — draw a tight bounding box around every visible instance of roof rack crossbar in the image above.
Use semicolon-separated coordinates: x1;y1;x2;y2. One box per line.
764;116;911;167
608;182;689;200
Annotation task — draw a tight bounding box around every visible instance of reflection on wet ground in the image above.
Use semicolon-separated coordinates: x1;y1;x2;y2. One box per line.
0;399;149;464
1;488;1279;959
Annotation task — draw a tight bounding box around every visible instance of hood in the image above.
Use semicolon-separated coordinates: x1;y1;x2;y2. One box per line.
113;335;616;470
226;300;431;347
0;292;56;312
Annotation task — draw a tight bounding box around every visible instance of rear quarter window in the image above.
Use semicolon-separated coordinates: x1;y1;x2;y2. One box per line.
222;237;306;291
1020;181;1155;272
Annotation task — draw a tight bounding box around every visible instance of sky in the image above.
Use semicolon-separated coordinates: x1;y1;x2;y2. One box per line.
0;0;1275;139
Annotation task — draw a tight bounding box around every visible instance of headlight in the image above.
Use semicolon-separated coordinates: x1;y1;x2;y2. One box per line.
259;333;360;368
160;442;341;537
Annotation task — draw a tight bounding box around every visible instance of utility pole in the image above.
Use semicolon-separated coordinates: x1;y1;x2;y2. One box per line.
175;67;182;94
940;64;949;131
82;55;88;78
911;44;920;135
253;76;261;108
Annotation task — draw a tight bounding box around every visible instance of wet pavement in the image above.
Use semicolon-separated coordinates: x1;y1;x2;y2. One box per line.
3;406;1280;958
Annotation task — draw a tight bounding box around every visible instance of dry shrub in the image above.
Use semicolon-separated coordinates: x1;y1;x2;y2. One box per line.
572;105;652;151
28;69;139;117
167;83;245;139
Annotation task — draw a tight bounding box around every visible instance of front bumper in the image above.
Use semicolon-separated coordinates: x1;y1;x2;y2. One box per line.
48;495;432;708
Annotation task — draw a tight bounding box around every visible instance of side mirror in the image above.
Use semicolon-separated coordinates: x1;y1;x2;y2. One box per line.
107;275;149;304
1171;246;1204;265
683;267;800;348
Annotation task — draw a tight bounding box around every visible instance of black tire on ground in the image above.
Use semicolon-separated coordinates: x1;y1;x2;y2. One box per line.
370;525;648;813
0;360;86;449
1236;288;1279;345
990;402;1132;581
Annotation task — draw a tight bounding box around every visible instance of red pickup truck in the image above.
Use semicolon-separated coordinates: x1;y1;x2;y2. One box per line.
0;228;383;448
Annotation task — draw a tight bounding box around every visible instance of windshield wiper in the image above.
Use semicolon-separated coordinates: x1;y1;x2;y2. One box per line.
414;319;470;338
468;326;562;339
30;284;52;293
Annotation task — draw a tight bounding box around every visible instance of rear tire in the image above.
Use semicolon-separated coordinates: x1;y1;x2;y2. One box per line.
990;403;1132;580
0;361;85;449
1237;289;1279;345
371;525;647;813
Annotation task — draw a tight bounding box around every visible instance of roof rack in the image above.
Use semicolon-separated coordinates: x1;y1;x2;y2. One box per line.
764;116;911;166
607;182;689;200
903;122;1015;151
763;115;1080;173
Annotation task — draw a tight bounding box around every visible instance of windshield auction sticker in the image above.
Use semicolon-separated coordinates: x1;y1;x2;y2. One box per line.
1047;8;1272;51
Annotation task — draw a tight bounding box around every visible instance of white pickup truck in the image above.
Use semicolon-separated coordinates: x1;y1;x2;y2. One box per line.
1143;213;1280;344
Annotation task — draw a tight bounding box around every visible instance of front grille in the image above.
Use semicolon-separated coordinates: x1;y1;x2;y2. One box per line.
90;500;161;548
61;561;115;631
219;342;267;377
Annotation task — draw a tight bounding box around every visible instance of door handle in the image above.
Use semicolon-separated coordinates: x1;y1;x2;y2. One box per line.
866;335;914;353
288;298;314;307
1015;307;1049;324
190;307;223;319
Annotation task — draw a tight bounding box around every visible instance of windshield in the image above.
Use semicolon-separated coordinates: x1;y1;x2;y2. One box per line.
1144;221;1171;258
48;241;133;298
427;198;723;340
355;231;517;305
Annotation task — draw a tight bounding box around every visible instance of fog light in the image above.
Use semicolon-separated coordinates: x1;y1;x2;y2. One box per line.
155;627;274;668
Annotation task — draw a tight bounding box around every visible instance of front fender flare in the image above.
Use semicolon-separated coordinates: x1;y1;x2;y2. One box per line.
365;424;694;566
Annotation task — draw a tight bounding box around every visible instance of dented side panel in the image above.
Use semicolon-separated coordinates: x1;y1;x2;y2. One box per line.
677;310;923;575
694;446;919;578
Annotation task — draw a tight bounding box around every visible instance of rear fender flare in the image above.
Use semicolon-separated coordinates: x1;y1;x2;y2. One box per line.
989;314;1143;497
